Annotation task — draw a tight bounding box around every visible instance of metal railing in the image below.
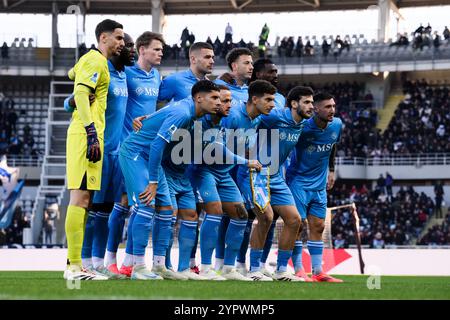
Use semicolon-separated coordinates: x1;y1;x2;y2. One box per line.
337;153;450;166
1;42;449;70
7;153;450;168
5;155;44;167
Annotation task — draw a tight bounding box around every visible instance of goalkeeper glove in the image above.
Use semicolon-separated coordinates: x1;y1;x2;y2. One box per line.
85;122;101;163
64;95;75;113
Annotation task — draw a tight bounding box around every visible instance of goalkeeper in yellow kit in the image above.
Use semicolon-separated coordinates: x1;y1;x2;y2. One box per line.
64;19;124;281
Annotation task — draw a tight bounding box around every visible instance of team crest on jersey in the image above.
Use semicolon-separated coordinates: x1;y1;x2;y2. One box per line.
331;132;338;140
307;145;315;154
90;72;98;84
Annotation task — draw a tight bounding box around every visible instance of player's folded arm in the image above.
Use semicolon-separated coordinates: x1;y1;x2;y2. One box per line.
73;85;94;126
147;135;167;182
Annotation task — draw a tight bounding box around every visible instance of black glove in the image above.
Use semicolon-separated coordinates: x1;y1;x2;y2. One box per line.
85;122;101;163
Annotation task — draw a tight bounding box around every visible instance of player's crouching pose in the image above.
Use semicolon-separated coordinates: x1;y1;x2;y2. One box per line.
188;85;262;281
118;80;221;280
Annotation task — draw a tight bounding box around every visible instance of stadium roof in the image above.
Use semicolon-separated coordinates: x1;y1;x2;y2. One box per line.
0;0;448;15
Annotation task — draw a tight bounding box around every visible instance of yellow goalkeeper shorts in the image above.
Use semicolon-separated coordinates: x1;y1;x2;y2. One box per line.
66;132;104;191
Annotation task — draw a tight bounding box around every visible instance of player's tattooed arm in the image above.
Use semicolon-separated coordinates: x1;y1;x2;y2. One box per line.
327;144;337;190
328;144;336;172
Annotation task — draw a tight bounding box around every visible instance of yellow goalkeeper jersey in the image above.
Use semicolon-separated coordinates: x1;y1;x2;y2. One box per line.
67;49;110;135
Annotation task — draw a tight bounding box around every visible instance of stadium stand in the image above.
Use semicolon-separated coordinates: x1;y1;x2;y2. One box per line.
417;211;450;245
328;183;435;247
0;80;49;157
0;6;449;251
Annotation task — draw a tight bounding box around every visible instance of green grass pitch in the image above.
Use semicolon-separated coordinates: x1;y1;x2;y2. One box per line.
0;272;449;300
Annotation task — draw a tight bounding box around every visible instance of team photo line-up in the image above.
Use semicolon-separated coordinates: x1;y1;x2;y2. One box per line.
63;18;343;283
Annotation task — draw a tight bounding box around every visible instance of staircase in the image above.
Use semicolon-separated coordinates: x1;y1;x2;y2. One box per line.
414;207;447;244
376;90;404;133
31;81;73;245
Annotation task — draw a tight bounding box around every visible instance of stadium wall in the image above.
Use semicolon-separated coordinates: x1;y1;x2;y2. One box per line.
1;248;448;276
404;70;450;82
336;164;450;180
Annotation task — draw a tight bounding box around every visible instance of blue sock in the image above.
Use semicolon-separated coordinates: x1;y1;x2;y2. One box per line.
224;219;247;266
92;211;110;259
277;249;292;272
132;207;155;257
190;223;199;260
200;214;222;265
237;219;253;264
250;249;263;272
261;221;276;264
81;211;96;259
165;215;177;269
292;241;303;272
178;220;198;272
215;215;230;260
307;240;324;275
107;204;129;253
152;209;173;257
125;207;137;256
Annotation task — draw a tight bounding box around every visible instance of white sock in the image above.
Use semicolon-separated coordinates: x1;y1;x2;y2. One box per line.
236;262;247;269
189;258;197;268
92;257;104;269
123;253;134;267
214;258;224;271
201;264;212;272
105;251;117;267
82;258;92;269
133;255;145;267
154;255;165;267
260;262;266;269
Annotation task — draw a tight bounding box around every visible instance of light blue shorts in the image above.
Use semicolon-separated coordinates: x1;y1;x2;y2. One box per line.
288;177;327;219
165;169;196;211
119;152;172;208
191;167;243;204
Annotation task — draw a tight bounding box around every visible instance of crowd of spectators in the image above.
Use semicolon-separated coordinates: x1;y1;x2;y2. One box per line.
0;93;40;158
329;180;436;248
417;211;450;246
302;78;450;158
276;34;351;60
379;79;450;155
0;37;35;64
276;24;449;59
407;23;448;51
0;205;30;246
161;25;257;61
2;23;449;66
